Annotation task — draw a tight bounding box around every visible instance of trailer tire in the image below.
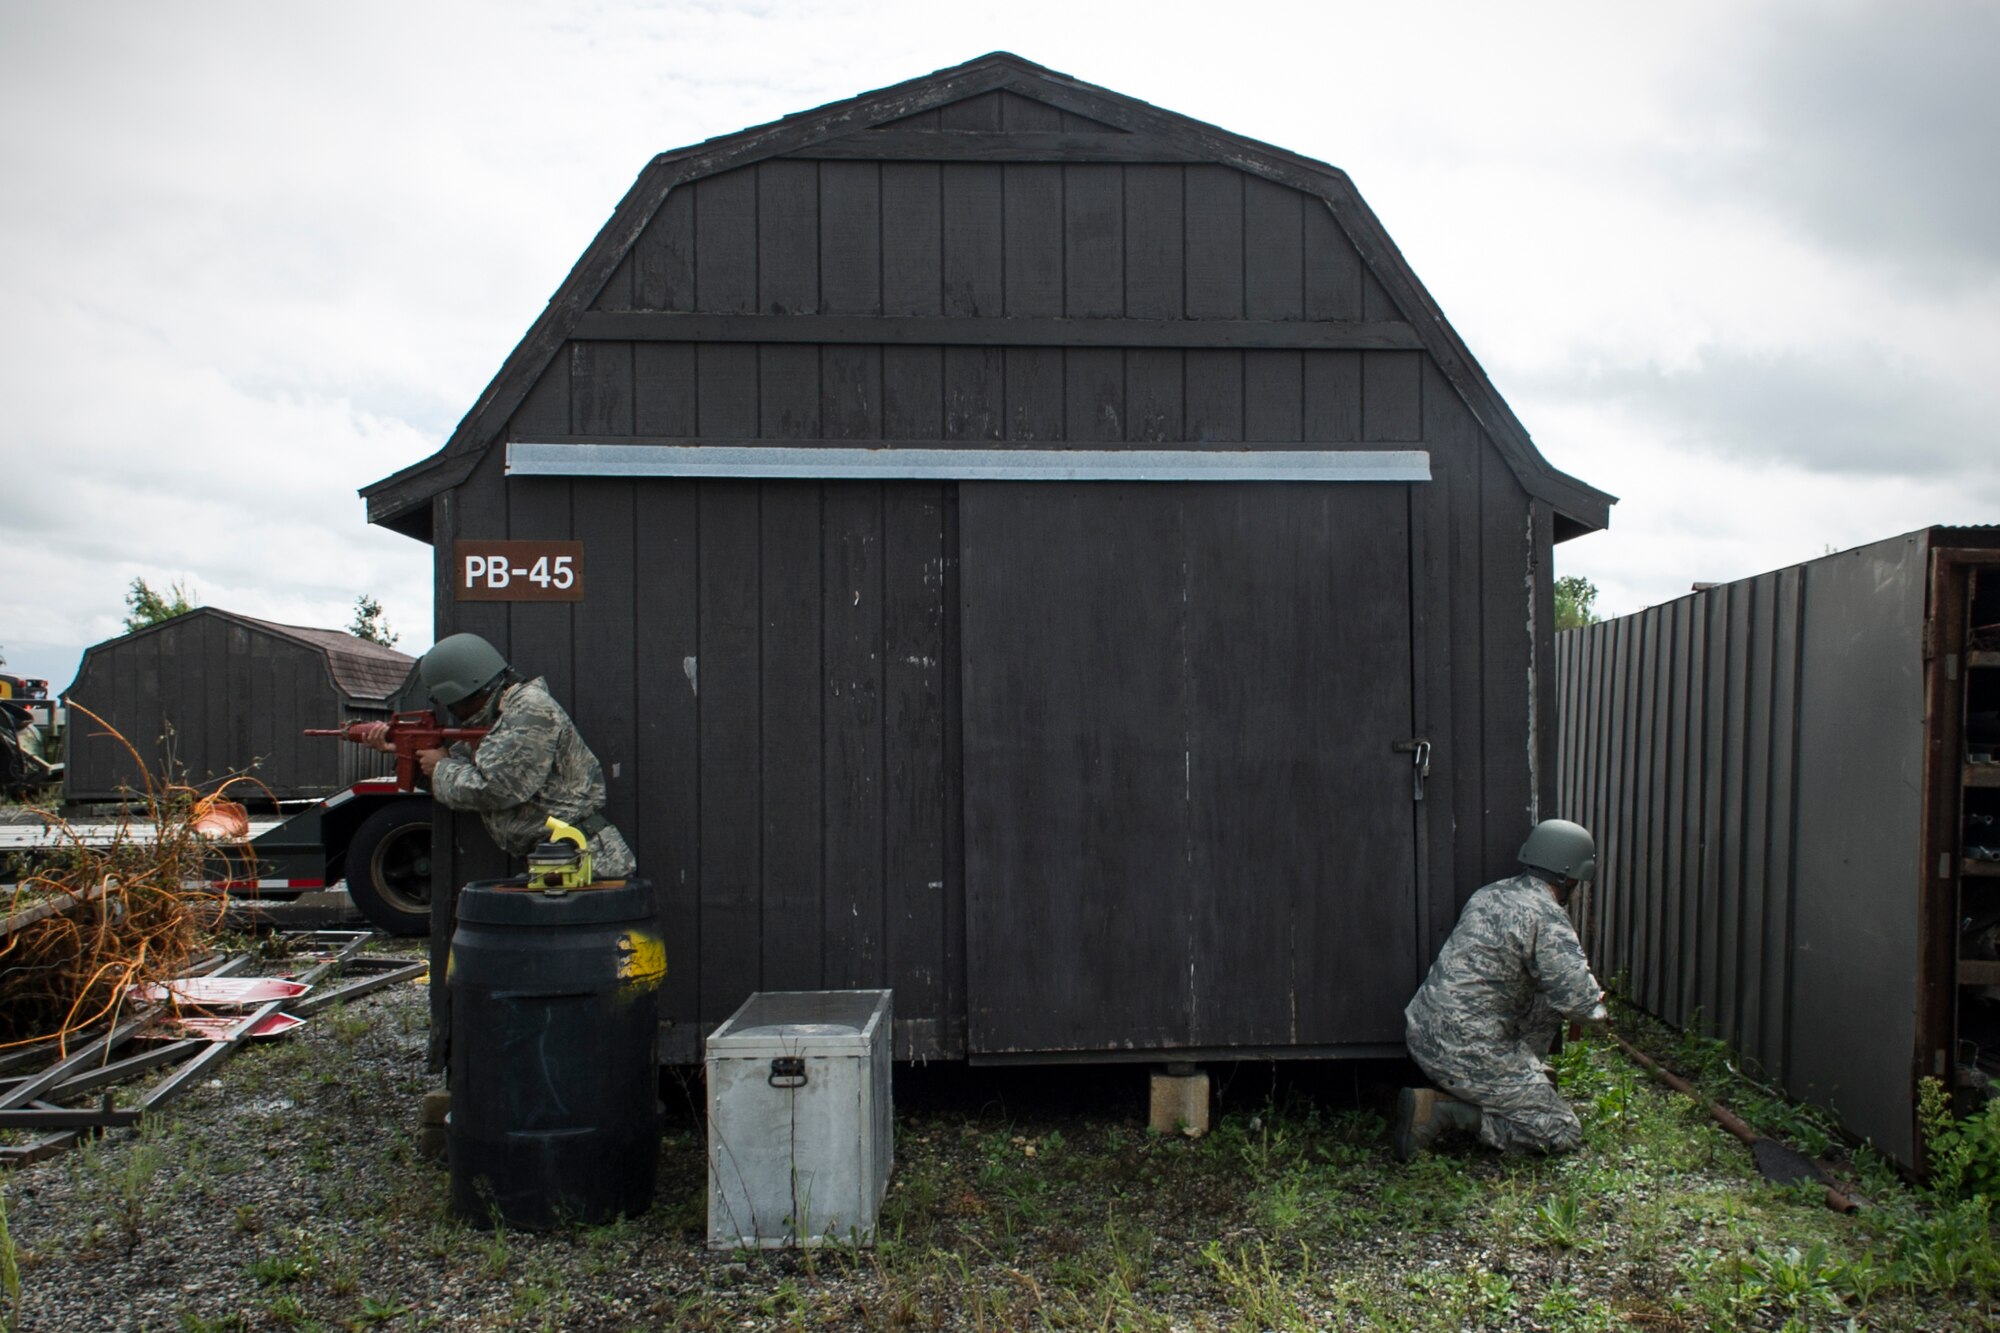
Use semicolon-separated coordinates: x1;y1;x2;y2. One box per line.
347;798;434;936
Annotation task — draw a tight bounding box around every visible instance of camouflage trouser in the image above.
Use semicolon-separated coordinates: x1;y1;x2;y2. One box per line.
1406;996;1582;1154
590;825;637;879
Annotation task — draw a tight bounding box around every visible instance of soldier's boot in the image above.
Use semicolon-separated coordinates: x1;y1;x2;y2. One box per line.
1392;1087;1481;1161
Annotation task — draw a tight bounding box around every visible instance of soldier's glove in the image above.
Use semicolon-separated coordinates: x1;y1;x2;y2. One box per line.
1579;1001;1612;1037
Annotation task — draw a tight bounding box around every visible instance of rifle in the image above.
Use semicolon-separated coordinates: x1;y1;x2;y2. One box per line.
306;710;490;791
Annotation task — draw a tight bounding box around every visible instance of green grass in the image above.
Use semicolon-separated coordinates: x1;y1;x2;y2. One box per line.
69;1116;180;1252
891;1038;1910;1329
15;968;2000;1332
0;1191;19;1333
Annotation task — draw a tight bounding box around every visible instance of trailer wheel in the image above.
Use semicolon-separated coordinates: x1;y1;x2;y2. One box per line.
347;798;434;936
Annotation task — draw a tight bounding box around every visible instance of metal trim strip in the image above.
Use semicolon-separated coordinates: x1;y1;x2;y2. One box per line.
507;442;1431;483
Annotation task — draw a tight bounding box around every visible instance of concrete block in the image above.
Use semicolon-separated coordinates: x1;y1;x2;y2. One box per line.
1149;1068;1210;1137
419;1089;450;1163
418;1126;448;1163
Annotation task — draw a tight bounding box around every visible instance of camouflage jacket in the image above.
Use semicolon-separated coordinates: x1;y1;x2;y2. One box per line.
429;677;613;858
1405;872;1603;1046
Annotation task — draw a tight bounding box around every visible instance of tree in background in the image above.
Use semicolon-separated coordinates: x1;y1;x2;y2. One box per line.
349;595;399;648
122;577;199;632
1554;575;1601;631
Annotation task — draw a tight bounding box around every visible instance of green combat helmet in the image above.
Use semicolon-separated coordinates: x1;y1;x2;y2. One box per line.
1519;818;1596;887
419;633;510;708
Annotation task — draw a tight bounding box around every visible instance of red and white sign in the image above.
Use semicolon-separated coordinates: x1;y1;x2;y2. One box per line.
169;1012;305;1042
131;977;312;1007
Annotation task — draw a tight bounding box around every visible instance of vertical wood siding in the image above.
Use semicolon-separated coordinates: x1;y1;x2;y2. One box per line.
1555;536;1932;1166
587;160;1412;445
438;146;1546;1062
959;483;1421;1053
64;615;394;801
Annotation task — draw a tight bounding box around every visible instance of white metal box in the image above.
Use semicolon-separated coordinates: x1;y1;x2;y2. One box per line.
705;989;893;1248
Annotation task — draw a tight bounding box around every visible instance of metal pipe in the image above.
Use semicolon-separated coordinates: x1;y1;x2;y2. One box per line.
1611;1034;1858;1213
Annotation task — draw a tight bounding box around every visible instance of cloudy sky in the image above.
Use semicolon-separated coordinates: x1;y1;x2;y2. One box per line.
3;0;1994;688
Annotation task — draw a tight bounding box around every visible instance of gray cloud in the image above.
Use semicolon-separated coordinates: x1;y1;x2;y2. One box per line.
1677;1;2000;284
1542;346;1994;480
4;0;1996;686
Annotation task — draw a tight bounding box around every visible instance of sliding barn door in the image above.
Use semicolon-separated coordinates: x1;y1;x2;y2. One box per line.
960;482;1422;1055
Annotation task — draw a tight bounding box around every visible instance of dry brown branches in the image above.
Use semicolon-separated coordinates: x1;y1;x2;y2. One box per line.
0;702;255;1052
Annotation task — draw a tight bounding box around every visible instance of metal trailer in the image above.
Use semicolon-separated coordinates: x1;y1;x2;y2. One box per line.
1554;526;2000;1171
0;781;436;938
229;782;437;935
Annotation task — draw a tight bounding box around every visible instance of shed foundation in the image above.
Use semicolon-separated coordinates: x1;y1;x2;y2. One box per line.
1149;1067;1210;1137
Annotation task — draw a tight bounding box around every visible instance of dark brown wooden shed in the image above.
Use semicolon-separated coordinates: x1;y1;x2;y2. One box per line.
363;54;1613;1065
63;609;411;801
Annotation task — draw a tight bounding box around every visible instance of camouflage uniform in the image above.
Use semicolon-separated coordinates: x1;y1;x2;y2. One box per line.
1404;872;1602;1153
428;677;636;878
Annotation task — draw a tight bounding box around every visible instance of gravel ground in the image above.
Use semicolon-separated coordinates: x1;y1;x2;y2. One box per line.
5;949;1996;1332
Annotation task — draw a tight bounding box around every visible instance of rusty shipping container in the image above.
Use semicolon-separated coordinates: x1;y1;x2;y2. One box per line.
1555;527;2000;1170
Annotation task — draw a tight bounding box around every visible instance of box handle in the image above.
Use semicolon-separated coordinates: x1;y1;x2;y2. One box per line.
768;1056;807;1088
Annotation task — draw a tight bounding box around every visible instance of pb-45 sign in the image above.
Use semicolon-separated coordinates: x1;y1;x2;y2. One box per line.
453;541;584;601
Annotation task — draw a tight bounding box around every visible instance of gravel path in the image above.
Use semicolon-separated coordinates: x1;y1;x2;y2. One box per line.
6;951;924;1332
1;964;1336;1332
8;953;1992;1332
6;952;728;1332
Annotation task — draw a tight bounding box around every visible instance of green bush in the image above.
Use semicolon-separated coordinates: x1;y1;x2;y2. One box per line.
1919;1077;2000;1200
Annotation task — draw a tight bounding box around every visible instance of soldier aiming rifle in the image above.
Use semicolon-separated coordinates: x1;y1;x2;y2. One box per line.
343;633;634;880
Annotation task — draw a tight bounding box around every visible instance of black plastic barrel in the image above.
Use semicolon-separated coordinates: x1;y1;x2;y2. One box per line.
447;877;663;1229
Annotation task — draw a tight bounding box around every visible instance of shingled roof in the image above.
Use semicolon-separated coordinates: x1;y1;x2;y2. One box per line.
82;609;416;703
233;615;416;702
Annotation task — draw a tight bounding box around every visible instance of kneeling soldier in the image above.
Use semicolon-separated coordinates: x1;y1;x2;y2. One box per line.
1395;819;1606;1159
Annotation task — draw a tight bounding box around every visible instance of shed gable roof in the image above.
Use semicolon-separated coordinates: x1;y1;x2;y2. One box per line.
362;52;1612;541
871;88;1126;135
234;615;416;702
72;608;415;704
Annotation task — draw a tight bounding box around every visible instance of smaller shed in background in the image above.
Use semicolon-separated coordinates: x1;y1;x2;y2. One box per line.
1555;525;2000;1171
63;609;414;802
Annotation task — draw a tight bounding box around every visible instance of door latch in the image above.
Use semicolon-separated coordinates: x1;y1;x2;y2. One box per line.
1392;739;1432;801
768;1056;807;1088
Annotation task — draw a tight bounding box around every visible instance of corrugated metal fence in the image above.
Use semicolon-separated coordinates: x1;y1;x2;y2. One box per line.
1554;533;1933;1166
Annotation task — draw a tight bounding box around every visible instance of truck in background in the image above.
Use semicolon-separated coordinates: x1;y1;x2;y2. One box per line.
1;674;63;797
